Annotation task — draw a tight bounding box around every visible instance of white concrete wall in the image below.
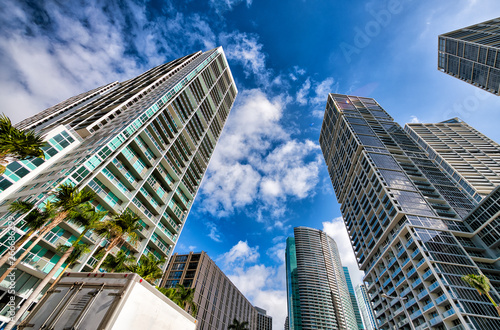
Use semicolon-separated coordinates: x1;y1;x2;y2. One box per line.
111;282;196;330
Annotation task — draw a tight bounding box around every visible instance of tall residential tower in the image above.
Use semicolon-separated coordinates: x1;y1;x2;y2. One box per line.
320;94;500;329
438;17;500;95
285;227;358;330
0;47;237;321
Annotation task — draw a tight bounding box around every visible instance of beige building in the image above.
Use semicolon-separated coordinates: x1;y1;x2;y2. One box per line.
161;251;265;330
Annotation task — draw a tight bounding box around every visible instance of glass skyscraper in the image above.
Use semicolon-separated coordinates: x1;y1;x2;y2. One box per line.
343;266;365;329
0;47;237;321
320;94;500;329
355;284;377;330
285;227;358;330
438;17;500;95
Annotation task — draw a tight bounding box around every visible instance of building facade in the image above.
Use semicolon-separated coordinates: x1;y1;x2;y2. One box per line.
0;47;237;321
355;284;377;330
405;118;500;201
438;17;500;95
343;267;365;329
160;252;259;330
256;306;273;330
285;227;358;330
320;94;500;329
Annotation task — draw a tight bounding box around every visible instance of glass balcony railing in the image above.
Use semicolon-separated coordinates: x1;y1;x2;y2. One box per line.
102;168;132;198
157;221;177;242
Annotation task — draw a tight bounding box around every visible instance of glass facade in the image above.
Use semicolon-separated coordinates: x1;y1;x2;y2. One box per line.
344;267;365;329
438;17;500;95
320;94;500;330
0;47;237;320
356;284;377;330
285;227;358;330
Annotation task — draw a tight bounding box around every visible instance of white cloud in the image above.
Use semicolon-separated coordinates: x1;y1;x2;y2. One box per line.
220;32;271;86
295;77;336;106
0;0;217;124
410;115;420;123
310;77;336;105
322;217;364;287
219;240;260;267
296;78;311;105
206;222;223;242
200;89;322;221
220;240;287;330
210;0;253;14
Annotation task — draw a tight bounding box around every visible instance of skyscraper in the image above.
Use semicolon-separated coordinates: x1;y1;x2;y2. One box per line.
343;267;365;329
285;227;358;330
160;251;259;330
438;17;500;95
256;306;273;330
0;47;237;320
320;94;500;329
355;284;377;330
405;118;500;202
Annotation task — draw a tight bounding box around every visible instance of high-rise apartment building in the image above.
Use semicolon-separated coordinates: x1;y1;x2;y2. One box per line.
405;118;500;201
160;252;260;330
320;94;500;329
355;284;377;330
255;306;273;330
438;17;500;95
285;227;358;330
0;47;237;320
343;267;365;329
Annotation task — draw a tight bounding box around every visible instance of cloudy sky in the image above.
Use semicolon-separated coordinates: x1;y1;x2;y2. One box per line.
1;0;500;327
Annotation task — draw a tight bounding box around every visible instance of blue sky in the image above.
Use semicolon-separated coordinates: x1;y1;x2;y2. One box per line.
1;0;500;327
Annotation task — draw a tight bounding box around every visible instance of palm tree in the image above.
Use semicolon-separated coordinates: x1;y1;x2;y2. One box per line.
130;253;165;284
101;250;136;273
48;242;90;291
0;200;55;272
156;284;197;316
0;184;95;285
92;210;141;272
462;274;500;316
228;318;249;330
175;284;197;316
0;114;45;175
5;185;96;330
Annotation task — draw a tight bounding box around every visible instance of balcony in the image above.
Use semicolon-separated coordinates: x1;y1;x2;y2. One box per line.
410;309;422;320
443;308;456;319
396;277;406;288
412;278;423;289
429;315;442;326
407;267;416;278
401;286;411;297
150;235;171;256
428;281;440;292
423;301;434;312
405;297;416;309
405;238;415;249
411;248;422;259
417;289;428;300
131;198;156;224
423;269;433;280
